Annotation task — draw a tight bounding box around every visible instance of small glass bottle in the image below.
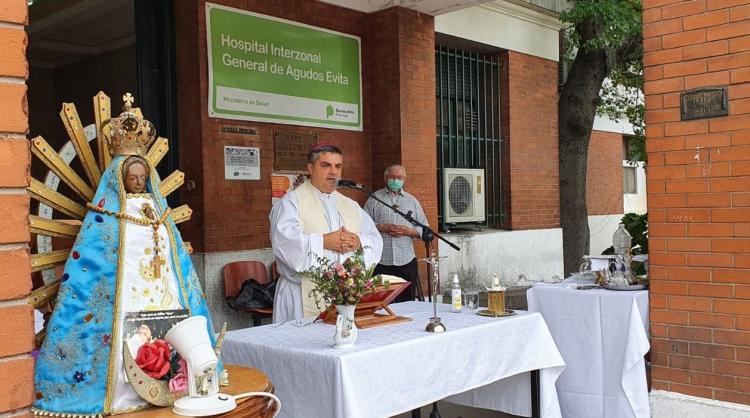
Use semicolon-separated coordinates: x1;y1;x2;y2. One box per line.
613;223;632;255
451;274;462;313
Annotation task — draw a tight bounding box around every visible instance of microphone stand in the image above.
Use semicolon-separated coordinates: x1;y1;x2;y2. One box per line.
343;183;460;418
344;183;460;298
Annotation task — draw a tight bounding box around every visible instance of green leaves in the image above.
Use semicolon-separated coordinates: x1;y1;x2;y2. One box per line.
304;249;388;307
563;0;645;162
561;0;642;53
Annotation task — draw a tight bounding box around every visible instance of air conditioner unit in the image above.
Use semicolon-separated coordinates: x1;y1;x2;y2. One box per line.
443;168;486;224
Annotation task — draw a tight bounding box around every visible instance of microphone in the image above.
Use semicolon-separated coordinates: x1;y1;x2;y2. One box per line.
335;179;364;189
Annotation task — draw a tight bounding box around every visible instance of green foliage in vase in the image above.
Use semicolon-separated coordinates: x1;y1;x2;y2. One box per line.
304;249;389;308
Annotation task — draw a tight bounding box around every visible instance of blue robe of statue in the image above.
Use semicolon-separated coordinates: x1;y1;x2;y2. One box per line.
33;156;218;417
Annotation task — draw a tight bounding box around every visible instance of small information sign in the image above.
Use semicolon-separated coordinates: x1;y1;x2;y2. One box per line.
224;145;260;180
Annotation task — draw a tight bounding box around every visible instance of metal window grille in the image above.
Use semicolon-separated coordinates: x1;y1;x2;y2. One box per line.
436;46;504;230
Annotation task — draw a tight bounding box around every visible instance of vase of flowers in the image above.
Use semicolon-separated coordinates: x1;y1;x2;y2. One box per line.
333;304;357;348
305;249;388;348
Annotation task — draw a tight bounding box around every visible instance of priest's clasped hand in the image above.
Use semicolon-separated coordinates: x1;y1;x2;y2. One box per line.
323;226;361;253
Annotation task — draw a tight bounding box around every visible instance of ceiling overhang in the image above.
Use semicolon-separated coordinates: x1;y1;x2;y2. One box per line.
27;0;134;69
318;0;494;16
319;0;565;16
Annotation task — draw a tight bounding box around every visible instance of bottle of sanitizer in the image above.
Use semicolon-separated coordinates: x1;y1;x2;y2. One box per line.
451;274;462;312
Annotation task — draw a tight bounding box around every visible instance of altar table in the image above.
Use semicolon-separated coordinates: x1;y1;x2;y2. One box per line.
527;283;650;418
222;301;565;418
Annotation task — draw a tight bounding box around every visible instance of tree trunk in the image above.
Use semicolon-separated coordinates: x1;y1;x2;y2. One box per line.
559;48;609;275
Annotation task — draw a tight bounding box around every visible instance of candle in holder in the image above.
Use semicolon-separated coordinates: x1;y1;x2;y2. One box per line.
491;273;500;289
487;273;506;315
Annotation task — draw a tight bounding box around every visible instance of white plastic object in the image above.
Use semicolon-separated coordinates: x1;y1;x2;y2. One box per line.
172;393;237;417
451;274;462;313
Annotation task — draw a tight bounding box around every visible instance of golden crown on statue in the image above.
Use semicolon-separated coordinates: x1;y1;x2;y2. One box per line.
103;93;157;156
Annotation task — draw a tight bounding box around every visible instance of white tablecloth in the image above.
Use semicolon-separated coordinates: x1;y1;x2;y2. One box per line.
222;301;565;418
527;284;650;418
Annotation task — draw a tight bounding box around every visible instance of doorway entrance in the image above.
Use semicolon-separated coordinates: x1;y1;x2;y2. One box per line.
27;0;178;183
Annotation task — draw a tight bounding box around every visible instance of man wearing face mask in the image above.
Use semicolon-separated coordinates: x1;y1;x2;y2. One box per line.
364;165;428;303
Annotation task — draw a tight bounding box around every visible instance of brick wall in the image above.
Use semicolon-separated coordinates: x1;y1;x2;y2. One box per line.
0;0;34;415
587;130;624;215
364;7;437;287
396;9;437;284
644;0;750;405
176;1;437;255
366;7;437;230
366;8;401;178
503;51;560;230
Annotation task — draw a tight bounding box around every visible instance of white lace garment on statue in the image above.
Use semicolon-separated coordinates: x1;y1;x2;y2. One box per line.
112;194;184;412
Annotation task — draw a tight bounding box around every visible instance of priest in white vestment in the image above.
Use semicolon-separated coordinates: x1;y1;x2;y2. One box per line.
270;144;383;323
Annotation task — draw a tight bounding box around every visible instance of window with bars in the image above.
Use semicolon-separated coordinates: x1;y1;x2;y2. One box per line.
435;46;504;230
623;166;637;194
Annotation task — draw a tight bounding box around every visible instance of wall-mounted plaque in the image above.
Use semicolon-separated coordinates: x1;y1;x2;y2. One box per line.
274;132;318;171
680;87;728;121
221;126;259;138
224;145;260;180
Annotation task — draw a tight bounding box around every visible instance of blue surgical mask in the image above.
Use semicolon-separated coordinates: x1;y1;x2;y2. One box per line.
387;179;404;191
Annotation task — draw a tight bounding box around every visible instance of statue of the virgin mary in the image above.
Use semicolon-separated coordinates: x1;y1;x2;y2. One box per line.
33;95;219;416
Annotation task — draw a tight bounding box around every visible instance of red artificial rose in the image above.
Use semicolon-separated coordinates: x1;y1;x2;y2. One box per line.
135;339;172;379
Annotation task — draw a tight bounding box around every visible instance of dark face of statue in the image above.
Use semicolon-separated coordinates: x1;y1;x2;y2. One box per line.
307;152;342;194
124;162;147;194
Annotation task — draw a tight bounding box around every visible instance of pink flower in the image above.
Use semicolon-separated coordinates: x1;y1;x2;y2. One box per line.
169;372;188;393
177;358;187;374
365;280;372;288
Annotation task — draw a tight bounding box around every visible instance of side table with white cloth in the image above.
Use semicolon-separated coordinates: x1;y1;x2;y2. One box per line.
527;282;650;418
222;301;566;418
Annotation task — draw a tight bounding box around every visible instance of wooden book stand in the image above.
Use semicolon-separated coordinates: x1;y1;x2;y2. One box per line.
322;280;413;329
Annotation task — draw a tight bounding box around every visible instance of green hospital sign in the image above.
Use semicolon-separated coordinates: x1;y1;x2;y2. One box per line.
206;3;362;131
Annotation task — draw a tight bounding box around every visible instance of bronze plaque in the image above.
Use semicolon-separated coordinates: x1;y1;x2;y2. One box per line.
680;87;728;120
274;132;318;171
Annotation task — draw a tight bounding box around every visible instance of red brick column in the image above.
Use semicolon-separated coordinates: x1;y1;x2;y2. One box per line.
365;8;402;176
644;0;750;405
503;51;560;230
0;0;34;415
365;7;437;289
